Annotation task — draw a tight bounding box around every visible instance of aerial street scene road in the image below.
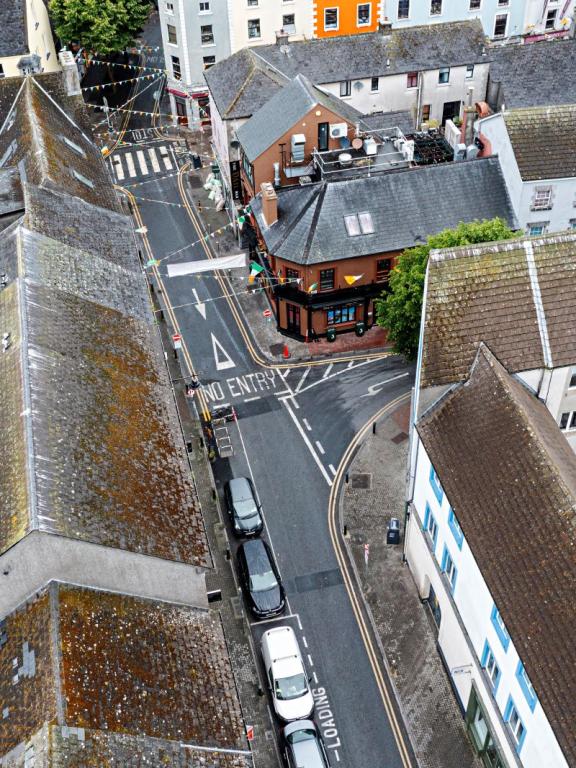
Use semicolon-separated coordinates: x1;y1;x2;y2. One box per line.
0;1;575;768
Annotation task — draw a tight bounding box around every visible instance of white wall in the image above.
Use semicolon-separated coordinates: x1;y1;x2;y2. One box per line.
406;438;569;768
226;0;313;53
0;0;59;77
523;0;575;34
0;530;208;620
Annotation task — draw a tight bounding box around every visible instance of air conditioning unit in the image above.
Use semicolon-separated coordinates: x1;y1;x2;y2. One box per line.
454;143;466;162
291;133;306;162
329;122;348;139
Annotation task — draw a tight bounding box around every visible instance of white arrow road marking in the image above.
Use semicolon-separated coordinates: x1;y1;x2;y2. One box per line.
211;333;235;371
192;288;206;319
360;371;410;397
282;400;332;486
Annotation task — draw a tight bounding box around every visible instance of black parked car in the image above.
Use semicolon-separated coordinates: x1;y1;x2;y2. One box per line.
224;477;263;537
237;539;285;619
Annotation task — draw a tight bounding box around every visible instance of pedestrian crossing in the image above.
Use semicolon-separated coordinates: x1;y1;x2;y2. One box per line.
110;144;174;181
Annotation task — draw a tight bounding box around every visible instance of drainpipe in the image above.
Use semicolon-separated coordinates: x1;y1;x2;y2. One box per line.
415;70;424;129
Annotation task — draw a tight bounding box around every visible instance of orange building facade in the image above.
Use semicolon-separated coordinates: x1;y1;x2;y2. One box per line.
313;0;381;37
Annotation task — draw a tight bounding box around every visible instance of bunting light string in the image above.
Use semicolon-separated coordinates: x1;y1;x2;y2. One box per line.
144;221;239;266
89;58;166;74
91;105;198;120
122;167;215;189
82;72;163;92
131;195;187;207
93;74;163;126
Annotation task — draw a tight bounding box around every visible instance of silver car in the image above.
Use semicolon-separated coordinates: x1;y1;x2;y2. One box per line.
282;720;330;768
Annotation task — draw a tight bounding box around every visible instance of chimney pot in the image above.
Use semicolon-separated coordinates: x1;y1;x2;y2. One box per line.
260;182;278;227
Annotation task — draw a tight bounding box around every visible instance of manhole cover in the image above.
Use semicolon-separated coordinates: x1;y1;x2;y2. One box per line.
391;432;409;444
350;473;372;489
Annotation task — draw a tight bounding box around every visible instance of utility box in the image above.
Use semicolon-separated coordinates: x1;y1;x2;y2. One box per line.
326;327;337;342
355;321;366;337
387;518;400;545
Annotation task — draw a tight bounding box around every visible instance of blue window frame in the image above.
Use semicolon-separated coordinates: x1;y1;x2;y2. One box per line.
441;545;457;593
447;507;463;549
429;465;443;504
491;605;510;651
504;697;526;754
422;503;438;553
481;640;501;694
516;662;537;712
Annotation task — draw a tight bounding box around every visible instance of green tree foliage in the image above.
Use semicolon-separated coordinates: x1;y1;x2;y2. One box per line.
375;218;519;360
49;0;150;54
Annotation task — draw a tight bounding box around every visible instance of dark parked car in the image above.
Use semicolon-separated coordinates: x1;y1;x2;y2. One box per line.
224;477;263;537
282;721;330;768
237;539;285;619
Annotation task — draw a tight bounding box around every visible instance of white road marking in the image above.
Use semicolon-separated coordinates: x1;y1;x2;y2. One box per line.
249;612;301;628
297;356;383;396
315;440;325;455
302;418;312;431
211;333;235;371
125;153;137;178
329;464;337;476
294;367;311;393
282;401;332;486
302;636;308;648
347;360;355;369
279;368;291;380
360;371;411;398
192;288;206;319
307;654;314;667
278;394;300;410
159;144;173;170
334;750;340;762
322;363;333;379
297;615;303;631
312;671;318;684
243;396;261;402
136;149;149;174
148;147;161;172
112;156;124;181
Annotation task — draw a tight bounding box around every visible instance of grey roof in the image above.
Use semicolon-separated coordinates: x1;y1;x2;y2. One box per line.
421;232;576;387
204;47;287;119
360;110;415;137
488;38;576;109
502;104;576;181
0;584;251;765
417;344;576;766
0;0;27;57
0;166;23;217
236;74;362;162
251;157;516;265
206;20;486;121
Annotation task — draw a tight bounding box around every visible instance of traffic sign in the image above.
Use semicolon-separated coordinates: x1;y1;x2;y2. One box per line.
364;543;370;566
263;308;272;318
246;725;254;741
172;333;182;350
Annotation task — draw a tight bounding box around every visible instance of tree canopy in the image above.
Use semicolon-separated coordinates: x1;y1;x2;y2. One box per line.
375;218;519;361
49;0;150;54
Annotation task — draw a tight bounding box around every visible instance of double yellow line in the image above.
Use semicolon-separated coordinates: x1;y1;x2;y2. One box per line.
328;392;414;768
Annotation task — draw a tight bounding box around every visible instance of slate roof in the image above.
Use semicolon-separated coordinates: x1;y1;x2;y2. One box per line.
417;344;576;767
204;47;288;119
0;0;27;58
0;584;251;765
236;74;362;162
0;167;23;218
488;38;576;109
206;20;486;120
0;73;210;567
251;158;516;265
502;104;576;181
420;232;576;388
360;109;415;137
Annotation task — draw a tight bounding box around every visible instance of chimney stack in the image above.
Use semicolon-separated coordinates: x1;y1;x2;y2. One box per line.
379;20;392;34
275;29;290;46
261;182;278;227
58;50;81;96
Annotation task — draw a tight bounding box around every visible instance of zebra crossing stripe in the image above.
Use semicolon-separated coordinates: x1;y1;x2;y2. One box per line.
136;150;149;175
148;148;161;173
111;155;124;181
125;153;137;178
159;145;173;170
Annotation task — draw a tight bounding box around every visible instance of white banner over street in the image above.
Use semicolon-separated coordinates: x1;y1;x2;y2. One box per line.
167;253;247;277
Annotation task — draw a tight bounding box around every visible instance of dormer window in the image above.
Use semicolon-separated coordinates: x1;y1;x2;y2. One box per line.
72;169;94;189
61;136;86;157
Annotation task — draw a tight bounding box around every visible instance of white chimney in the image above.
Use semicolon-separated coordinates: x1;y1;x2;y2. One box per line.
58;51;81;96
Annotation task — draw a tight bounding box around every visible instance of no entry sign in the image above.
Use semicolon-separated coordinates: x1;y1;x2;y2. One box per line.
262;308;272;318
246;725;254;741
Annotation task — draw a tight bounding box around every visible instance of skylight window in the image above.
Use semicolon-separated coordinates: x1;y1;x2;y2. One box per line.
62;135;86;157
72;169;94;189
344;211;374;236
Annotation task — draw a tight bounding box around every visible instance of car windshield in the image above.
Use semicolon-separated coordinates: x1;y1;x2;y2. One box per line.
275;673;308;701
249;570;277;592
287;729;316;744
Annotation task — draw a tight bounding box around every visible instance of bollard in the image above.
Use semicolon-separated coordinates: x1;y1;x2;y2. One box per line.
343;525;348;537
345;473;349;484
186;441;193;453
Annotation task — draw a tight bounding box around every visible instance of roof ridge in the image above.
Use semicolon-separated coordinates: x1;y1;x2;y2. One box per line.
302;183;328;265
0;78;27;134
271;184;324;255
30;76;92;145
224;53;273;118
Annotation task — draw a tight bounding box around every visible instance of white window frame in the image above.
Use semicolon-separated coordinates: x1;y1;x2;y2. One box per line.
466;64;474;79
324;7;339;30
531;186;553;210
559;411;576;430
370;76;379;92
199;0;211;13
507;703;525;748
527;221;549;236
166;23;178;45
247;18;261;38
545;8;558;28
569;368;576;388
438;67;450;85
357;3;371;26
484;647;499;688
493;13;508;37
340;80;351;98
200;24;214;45
165;1;174;14
469;0;481;9
282;13;296;33
398;0;410;19
430;0;442;16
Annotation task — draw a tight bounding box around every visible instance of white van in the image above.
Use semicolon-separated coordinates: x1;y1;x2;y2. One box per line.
260;626;314;721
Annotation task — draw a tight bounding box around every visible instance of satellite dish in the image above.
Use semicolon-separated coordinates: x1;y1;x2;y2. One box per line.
354;80;364;91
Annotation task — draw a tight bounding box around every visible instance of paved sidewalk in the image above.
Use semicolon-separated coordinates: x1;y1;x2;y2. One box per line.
179;130;391;362
342;403;483;768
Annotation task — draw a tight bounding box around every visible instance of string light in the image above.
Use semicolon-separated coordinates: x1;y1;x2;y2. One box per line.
82;73;162;92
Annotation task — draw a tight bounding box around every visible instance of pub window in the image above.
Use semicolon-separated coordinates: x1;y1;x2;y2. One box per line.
376;259;392;282
319;269;335;290
327;305;357;324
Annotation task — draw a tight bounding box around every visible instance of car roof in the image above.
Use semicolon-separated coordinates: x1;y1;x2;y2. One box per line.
228;477;253;498
263;625;299;658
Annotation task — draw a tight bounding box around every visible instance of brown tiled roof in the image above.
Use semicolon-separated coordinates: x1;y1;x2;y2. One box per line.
0;585;250;764
421;232;576;388
503;104;576;181
417;345;576;765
